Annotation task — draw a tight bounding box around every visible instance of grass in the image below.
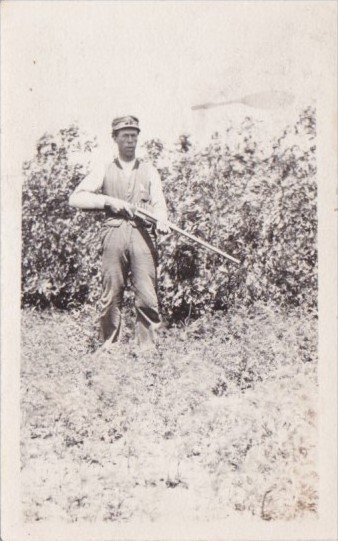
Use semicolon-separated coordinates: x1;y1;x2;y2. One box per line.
21;302;318;523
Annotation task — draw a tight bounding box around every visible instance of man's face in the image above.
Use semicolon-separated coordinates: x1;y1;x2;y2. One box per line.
114;128;139;160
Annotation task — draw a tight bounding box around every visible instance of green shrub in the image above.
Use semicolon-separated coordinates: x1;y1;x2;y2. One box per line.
21;108;317;320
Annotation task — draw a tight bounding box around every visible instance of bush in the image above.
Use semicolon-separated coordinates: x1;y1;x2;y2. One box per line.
21;108;317;320
149;107;317;320
21;126;102;309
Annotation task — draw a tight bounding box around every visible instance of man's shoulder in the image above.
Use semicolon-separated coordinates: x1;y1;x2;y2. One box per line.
137;159;158;174
103;159;119;174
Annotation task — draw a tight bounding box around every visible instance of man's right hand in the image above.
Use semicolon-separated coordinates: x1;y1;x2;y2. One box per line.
104;196;134;218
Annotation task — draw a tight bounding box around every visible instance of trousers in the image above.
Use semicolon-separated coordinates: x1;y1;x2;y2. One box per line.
99;220;161;345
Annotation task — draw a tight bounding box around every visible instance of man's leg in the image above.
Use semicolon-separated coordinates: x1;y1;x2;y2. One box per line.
100;224;129;343
129;226;161;348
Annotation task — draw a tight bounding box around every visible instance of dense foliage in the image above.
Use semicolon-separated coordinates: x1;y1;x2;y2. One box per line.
22;127;101;309
21;108;317;320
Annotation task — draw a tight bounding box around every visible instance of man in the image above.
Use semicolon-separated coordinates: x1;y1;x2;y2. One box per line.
69;115;169;352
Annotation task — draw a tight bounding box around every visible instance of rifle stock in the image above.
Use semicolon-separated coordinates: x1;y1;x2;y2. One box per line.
134;207;240;265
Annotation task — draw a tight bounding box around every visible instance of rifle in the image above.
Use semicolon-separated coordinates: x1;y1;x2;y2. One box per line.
134;206;240;265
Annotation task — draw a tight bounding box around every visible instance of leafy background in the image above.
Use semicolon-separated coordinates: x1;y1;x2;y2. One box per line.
21;107;317;322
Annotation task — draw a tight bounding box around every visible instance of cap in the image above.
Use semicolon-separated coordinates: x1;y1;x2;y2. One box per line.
111;115;140;134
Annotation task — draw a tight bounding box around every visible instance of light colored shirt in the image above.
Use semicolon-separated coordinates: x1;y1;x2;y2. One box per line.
119;158;136;178
69;157;168;221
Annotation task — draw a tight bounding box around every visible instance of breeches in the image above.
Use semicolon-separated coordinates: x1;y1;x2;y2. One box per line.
100;221;161;344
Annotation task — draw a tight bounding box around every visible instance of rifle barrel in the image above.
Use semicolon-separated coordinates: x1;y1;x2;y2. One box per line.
134;207;240;264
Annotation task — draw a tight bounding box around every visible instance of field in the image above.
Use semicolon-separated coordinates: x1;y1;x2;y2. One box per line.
21;302;318;523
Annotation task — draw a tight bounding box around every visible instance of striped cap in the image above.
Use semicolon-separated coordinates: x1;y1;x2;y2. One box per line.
112;115;140;134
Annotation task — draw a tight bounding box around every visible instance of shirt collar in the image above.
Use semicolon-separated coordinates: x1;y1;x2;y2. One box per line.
114;158;139;170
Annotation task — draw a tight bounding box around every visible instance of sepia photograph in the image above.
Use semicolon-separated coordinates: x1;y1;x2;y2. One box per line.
1;1;337;540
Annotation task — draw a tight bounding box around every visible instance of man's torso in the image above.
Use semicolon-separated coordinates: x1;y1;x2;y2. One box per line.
102;158;153;227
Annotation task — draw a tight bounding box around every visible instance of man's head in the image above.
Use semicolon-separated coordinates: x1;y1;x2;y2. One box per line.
111;115;140;161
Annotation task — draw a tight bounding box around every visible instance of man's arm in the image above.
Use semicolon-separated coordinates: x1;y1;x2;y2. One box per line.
69;160;107;209
69;163;133;216
148;165;168;228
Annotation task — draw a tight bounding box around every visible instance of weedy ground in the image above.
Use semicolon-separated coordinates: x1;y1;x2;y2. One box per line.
21;302;318;523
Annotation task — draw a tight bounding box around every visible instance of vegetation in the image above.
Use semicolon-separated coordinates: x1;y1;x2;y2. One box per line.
21;304;318;522
20;108;318;523
21;108;317;321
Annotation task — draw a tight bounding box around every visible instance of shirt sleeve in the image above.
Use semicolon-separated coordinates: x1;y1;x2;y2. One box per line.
148;165;168;222
68;162;107;209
